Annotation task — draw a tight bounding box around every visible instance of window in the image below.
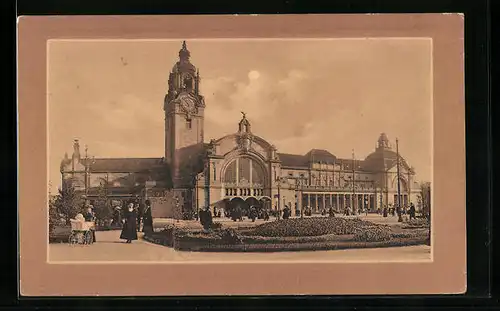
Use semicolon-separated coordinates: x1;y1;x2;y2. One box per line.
186;119;192;129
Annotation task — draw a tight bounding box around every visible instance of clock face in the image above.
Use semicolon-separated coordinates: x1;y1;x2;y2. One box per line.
179;94;197;114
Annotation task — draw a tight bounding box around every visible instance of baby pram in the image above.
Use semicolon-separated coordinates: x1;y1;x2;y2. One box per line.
69;214;95;245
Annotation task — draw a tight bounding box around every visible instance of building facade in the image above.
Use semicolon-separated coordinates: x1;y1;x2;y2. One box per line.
60;41;423;217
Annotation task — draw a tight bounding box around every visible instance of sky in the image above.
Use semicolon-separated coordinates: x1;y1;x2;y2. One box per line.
48;38;432;193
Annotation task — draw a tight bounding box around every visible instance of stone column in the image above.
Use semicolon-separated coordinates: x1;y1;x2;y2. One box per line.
315;193;319;213
322;194;326;211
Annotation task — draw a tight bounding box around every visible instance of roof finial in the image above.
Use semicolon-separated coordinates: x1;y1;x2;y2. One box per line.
179;40;191;60
241;111;246;119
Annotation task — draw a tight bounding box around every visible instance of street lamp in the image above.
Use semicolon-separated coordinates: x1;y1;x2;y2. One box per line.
193;173;203;220
295;177;304;219
175;196;180;223
351;149;357;216
276;176;282;220
396;138;403;222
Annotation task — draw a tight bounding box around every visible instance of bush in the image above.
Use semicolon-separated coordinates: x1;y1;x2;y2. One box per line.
402;218;430;229
247;217;383;237
391;229;428;239
353;227;392;242
216;228;243;245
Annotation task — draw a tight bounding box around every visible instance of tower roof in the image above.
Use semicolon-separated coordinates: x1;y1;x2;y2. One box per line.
171;40;196;74
377;132;392;150
179;40;191;60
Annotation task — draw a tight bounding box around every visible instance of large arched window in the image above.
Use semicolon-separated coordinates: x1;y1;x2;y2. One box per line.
222;157;266;186
252;160;265;184
238;158;251;183
393;176;408;192
224;161;237;183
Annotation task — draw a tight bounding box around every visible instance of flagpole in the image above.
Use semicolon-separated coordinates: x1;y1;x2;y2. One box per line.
352;149;356;215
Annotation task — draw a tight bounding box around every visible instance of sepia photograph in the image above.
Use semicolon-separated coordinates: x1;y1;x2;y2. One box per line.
18;14;465;296
47;38;433;263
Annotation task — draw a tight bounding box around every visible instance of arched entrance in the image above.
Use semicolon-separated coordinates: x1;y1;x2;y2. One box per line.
224;196;272;218
226;197;248;216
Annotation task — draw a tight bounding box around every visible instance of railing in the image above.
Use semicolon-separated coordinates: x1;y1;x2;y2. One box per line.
293;185;378;192
224;187;264;197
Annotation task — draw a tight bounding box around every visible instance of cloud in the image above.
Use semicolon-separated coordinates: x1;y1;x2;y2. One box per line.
201;69;322;140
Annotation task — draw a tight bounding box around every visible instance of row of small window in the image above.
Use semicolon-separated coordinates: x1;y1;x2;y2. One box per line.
225;188;264;196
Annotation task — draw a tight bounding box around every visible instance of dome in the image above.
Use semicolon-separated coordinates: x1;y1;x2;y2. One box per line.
171;41;197;74
362;147;410;172
172;61;197;74
362;148;398;171
305;149;336;164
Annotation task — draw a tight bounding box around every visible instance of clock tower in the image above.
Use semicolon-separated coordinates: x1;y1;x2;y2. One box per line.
164;41;205;186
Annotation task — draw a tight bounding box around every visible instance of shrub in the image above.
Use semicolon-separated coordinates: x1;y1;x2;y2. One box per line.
391;229;428;239
216;228;243;245
402;218;430;229
353;227;392;242
247;217;383;237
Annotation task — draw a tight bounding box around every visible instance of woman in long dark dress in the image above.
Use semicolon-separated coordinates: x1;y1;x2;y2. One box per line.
142;200;154;233
120;203;138;243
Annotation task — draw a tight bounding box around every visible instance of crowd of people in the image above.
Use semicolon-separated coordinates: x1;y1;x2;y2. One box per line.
205;201;418;223
81;199;154;244
77;198;419;242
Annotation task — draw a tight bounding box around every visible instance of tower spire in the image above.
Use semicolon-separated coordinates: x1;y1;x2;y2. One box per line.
179;40;190;61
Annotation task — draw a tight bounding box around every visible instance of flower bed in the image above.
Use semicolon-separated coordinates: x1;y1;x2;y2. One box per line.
246;217;386;237
174;237;428;252
143;218;429;252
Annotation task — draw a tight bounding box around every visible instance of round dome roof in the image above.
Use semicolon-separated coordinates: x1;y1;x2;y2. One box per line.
172;61;197;74
362;148;398;171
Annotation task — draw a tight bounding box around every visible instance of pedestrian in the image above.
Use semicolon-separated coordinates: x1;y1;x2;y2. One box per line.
249;206;257;222
136;202;143;232
383;206;388;218
142;199;154;233
120;203;138;243
84;206;97;243
200;206;213;231
409;202;416;220
283;206;291;220
263;209;270;221
329;206;335;218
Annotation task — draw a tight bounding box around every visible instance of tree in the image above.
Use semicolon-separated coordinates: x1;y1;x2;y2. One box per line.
420;181;431;245
53;181;84;225
420;182;431;219
48;195;59;235
93;183;113;226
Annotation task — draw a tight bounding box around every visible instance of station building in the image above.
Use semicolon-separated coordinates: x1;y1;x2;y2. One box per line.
60;41;423;217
